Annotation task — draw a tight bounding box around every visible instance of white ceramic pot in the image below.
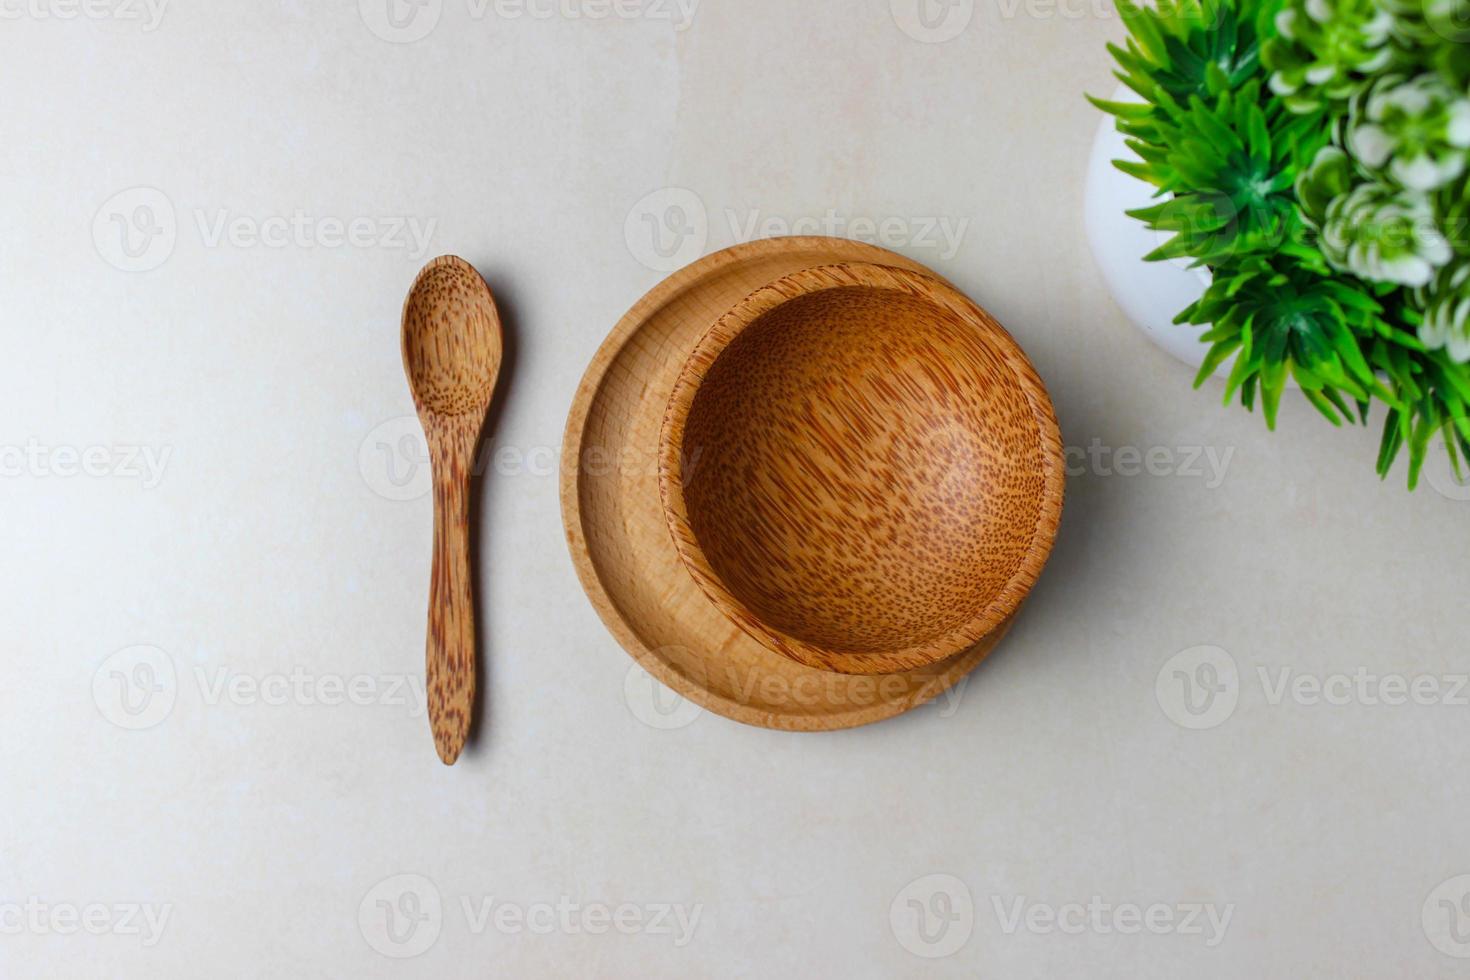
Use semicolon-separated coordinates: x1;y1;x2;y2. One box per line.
1083;86;1222;378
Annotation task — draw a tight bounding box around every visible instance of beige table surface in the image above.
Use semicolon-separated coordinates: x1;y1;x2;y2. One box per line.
5;1;1469;976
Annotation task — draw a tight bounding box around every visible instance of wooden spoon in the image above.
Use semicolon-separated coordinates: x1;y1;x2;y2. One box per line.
401;255;503;765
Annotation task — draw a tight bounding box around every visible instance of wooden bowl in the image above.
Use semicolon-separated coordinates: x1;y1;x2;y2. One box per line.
562;238;1024;730
659;262;1064;675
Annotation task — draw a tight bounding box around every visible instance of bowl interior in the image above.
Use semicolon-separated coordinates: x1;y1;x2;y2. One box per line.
666;268;1055;670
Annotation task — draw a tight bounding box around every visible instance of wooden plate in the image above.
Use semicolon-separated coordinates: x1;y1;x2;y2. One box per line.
560;237;1019;731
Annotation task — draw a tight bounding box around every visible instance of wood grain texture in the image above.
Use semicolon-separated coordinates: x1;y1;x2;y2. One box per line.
402;255;503;765
560;237;1043;731
659;263;1064;675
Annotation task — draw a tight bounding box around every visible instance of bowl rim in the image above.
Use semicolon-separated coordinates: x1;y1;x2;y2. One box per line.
657;261;1066;676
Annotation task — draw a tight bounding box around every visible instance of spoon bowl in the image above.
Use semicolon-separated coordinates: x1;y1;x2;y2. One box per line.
403;260;503;420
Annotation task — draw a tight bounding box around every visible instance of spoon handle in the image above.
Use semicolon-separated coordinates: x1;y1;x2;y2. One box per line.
426;451;475;765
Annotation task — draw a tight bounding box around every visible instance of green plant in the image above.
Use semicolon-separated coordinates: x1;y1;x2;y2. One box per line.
1093;0;1470;488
